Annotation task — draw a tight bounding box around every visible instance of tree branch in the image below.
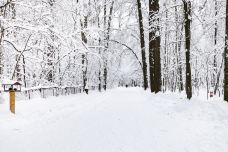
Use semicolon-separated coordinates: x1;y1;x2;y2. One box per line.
0;0;12;9
109;39;143;70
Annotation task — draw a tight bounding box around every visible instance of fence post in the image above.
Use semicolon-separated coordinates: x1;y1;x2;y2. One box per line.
9;90;15;114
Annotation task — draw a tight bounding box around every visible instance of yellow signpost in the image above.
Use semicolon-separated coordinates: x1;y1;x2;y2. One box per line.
2;81;22;114
9;90;15;114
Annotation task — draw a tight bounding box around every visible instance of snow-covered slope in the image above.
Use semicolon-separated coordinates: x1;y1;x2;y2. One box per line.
0;88;228;152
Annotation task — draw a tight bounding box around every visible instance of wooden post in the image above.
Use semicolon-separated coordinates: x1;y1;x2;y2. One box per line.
9;90;15;114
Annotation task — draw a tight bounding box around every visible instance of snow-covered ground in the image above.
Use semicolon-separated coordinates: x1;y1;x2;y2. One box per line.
0;88;228;152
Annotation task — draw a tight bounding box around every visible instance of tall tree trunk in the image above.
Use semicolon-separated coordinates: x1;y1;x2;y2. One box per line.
163;29;167;92
103;0;114;91
81;16;88;91
178;24;184;92
153;1;161;93
163;4;168;92
47;0;55;83
149;0;161;93
214;0;218;94
183;0;192;99
137;0;148;90
97;15;102;92
22;55;27;88
224;0;228;101
174;0;184;92
103;0;107;90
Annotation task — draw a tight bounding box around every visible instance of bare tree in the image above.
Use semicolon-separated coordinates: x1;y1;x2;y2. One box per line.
81;16;88;91
149;0;161;93
137;0;148;90
224;0;228;101
183;0;192;99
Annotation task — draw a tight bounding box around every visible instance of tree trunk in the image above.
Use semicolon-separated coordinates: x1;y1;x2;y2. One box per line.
163;5;168;92
137;0;148;90
174;0;184;92
214;0;218;94
81;16;88;91
183;0;192;99
103;0;114;91
97;16;102;92
22;55;27;88
224;0;228;101
47;0;55;83
149;0;161;93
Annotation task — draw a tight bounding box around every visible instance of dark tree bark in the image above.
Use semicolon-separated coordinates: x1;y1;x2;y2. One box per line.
137;0;148;90
183;0;192;99
97;16;102;92
81;16;88;91
224;0;228;101
103;0;107;90
47;0;56;82
149;0;161;93
22;55;27;88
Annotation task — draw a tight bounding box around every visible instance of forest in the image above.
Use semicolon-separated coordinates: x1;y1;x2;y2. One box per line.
0;0;228;100
1;1;228;152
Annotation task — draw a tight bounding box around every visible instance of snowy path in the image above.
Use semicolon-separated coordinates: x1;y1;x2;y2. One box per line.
0;88;228;152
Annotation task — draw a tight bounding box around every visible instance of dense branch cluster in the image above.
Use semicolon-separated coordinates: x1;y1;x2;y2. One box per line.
0;0;227;99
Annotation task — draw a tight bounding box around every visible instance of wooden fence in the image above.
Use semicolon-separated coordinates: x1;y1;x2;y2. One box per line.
18;86;98;100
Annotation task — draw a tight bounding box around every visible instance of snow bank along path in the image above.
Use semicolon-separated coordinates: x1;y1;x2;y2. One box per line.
0;88;228;152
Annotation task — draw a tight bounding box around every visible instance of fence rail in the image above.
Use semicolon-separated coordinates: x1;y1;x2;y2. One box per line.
17;86;98;100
